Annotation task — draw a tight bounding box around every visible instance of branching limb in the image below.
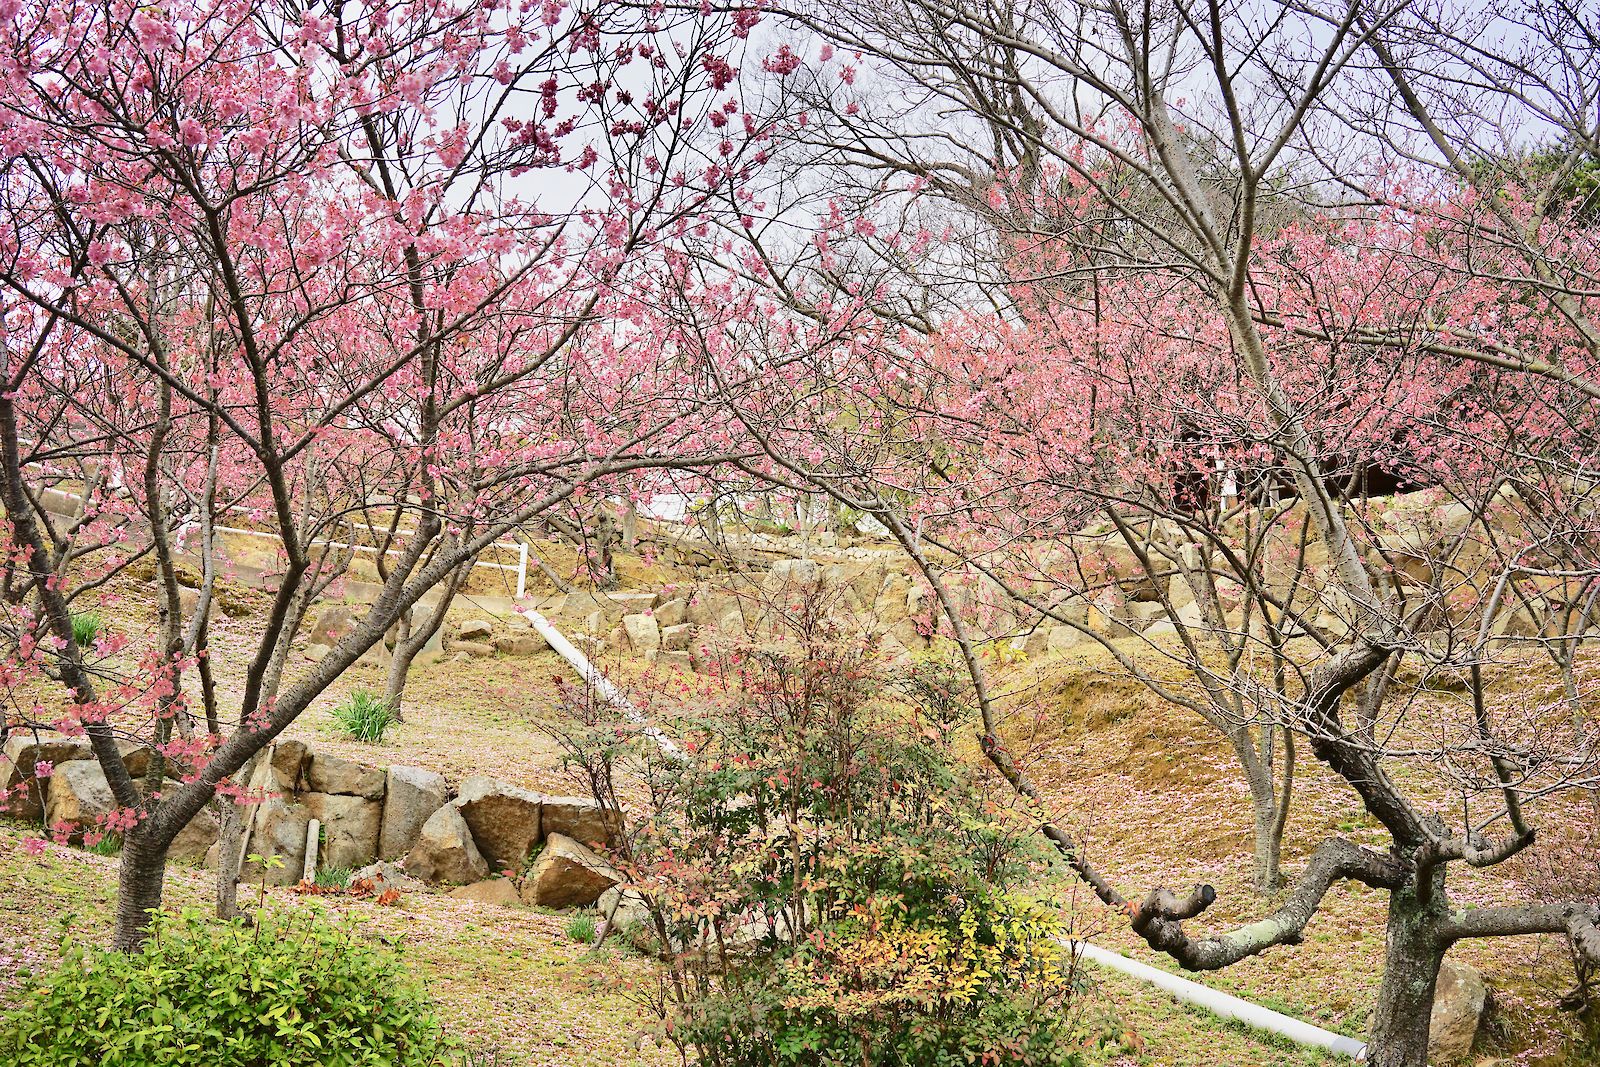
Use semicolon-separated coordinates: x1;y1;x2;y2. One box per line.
1132;838;1407;970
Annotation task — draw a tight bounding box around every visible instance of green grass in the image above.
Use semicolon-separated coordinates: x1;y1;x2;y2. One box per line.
70;611;103;648
565;914;597;945
83;833;120;857
313;865;354;889
329;689;397;743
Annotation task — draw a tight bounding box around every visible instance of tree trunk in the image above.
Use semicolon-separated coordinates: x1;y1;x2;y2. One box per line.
1235;736;1285;893
212;746;261;923
113;830;172;951
1366;878;1448;1067
1250;797;1283;893
384;639;418;721
214;799;244;921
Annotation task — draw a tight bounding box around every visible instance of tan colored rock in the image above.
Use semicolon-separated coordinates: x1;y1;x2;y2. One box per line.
302;792;382;869
44;759;115;836
453;776;543;875
653;599;687;628
888;616;929;652
115;741;156;779
621;613;661;654
305;752;385;799
562;590;658;626
380;765;448;861
1046;626;1087;656
308;605;358;647
520;833;619;909
457;618;494;641
3;729;93;822
270;739;309;781
450;640;495;658
169;805;219;865
1166;576;1196;612
766;558;820;587
655;650;693;672
1490;599;1546;639
540;796;623;848
352;860;425;895
449;878;522;906
404;803;489;885
1008;628;1050;657
241;796;311;885
1429;959;1488;1062
493;634;546;656
659;623;693;652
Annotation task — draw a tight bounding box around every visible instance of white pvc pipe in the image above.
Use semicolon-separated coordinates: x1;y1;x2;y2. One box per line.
1070;941;1367;1060
519;608;680;757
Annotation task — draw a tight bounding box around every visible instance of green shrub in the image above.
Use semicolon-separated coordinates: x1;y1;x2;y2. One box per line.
330;689;396;743
0;908;456;1066
550;586;1094;1067
565;914;597;944
70;611;102;648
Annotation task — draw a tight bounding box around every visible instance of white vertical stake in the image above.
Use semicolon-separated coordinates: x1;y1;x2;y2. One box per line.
516;542;528;599
303;818;320;884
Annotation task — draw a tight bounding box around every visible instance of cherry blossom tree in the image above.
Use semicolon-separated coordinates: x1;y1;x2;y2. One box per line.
0;0;759;947
699;2;1600;1062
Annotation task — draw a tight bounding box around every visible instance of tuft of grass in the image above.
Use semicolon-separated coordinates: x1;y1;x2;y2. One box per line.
330;689;396;743
84;833;121;856
565;913;597;945
313;866;354;889
70;612;103;649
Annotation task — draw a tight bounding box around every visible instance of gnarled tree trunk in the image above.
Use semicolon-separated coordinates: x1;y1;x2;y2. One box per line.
1367;871;1449;1067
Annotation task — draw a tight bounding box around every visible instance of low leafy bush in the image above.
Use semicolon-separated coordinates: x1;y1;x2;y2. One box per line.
552;585;1099;1067
1;908;456;1066
330;689;396;743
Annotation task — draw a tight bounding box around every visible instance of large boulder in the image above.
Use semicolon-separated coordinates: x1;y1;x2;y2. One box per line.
301;792;382;870
1429;959;1488;1062
766;558;820;587
379;765;448;860
43;759;115;837
304;752;385;799
448;879;522;906
241;795;311;885
3;729;92;823
493;634;546;657
562;591;658;626
457;619;494;642
1046;626;1087;656
653;599;687;628
404;803;489;885
621;613;661;655
261;740;309;792
539;796;623;849
351;860;425;895
1008;628;1050;657
656;650;693;672
452;776;543;875
307;605;358;648
659;623;693;652
168;805;219;865
520;833;619;909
